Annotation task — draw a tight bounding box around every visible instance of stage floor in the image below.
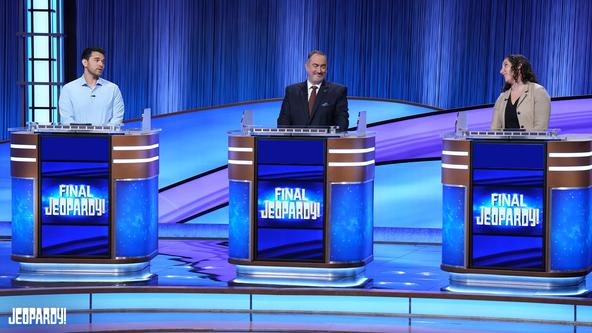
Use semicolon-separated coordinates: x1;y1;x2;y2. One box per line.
1;239;592;292
2;240;592;333
0;240;448;290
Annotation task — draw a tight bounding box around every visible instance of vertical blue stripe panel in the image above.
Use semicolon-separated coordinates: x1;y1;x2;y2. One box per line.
11;178;35;256
0;294;89;312
252;295;408;314
229;180;250;259
550;188;591;271
92;293;249;310
442;185;465;267
329;181;373;262
115;178;158;257
412;298;573;322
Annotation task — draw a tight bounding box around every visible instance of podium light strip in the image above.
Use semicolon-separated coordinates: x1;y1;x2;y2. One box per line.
328;147;375;154
113;144;159;151
113;156;160;164
549;165;592;171
441;163;468;170
10;144;37;149
228;147;253;152
549;151;592;158
442;150;469;156
328;160;375;167
10;157;37;162
228;160;253;165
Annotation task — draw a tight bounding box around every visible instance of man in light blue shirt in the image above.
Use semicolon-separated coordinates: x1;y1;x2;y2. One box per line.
58;47;124;125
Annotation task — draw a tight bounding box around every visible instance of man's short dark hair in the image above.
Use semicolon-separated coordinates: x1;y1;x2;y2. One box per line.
81;47;105;61
307;50;326;62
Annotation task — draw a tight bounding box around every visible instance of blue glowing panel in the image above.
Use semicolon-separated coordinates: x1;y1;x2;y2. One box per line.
256;181;324;261
252;295;408;314
256;138;325;165
473;169;545;186
91;312;250;325
115;178;158;257
576;305;592;324
41;171;109;225
412;298;573;322
11;178;35;256
0;294;90;313
471;186;544;270
258;164;324;181
472;186;544;236
256;138;325;262
39;134;111;258
0;143;11;223
40;225;109;256
472;142;545;169
257;181;324;228
550;188;592;271
471;141;545;271
40;135;110;162
91;293;249;310
329;182;373;262
442;185;465;267
472;235;543;269
229;181;250;259
257;228;323;261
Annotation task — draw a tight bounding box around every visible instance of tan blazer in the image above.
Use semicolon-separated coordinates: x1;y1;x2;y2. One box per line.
490;82;551;131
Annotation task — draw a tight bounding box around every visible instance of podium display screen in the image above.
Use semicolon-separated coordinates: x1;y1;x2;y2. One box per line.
38;134;111;258
470;142;545;270
255;138;325;262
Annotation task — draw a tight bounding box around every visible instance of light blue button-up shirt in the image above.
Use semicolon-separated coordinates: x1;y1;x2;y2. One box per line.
58;76;125;125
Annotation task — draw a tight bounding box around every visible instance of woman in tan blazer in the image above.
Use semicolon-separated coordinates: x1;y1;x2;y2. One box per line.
491;54;550;131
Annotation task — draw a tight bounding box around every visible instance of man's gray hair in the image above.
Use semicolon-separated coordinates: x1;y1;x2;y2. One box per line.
307;50;327;62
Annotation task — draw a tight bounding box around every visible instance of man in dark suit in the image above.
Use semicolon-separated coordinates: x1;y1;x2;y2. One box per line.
277;50;349;131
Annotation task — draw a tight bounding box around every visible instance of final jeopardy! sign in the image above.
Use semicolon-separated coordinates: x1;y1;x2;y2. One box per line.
41;178;109;225
257;181;324;227
472;186;544;236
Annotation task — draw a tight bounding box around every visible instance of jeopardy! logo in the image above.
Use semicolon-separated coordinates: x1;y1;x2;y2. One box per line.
44;184;106;217
8;307;66;325
476;193;540;227
260;187;321;220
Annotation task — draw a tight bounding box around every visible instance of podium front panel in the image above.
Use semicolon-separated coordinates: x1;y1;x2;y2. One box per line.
228;132;375;270
442;135;592;278
10;129;159;265
255;137;326;262
469;141;546;271
38;134;111;258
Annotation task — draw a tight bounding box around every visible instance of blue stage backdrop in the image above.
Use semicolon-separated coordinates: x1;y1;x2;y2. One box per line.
0;0;20;141
70;0;592;121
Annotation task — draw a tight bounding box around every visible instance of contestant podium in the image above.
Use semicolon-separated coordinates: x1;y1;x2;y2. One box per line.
442;130;592;295
10;124;159;282
228;127;374;287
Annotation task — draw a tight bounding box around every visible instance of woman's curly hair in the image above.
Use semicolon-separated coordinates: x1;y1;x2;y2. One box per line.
503;54;538;92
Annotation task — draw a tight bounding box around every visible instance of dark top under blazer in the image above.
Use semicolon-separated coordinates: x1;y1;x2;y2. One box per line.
277;80;349;131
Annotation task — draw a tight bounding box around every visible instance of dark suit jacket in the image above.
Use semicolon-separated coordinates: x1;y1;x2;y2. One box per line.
277;80;349;131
